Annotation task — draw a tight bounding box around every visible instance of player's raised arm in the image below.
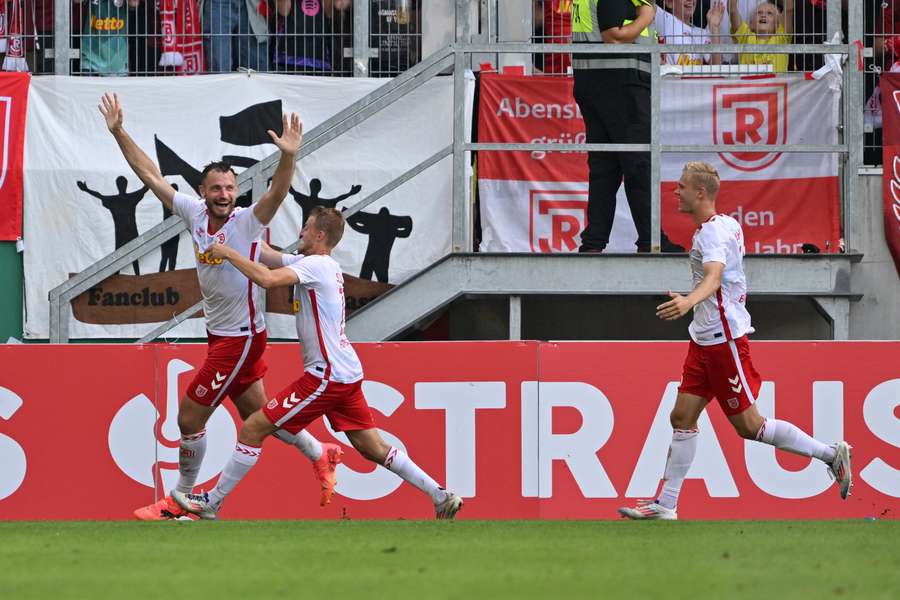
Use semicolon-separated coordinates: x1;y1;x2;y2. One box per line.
207;242;299;289
99;93;177;211
254;113;303;226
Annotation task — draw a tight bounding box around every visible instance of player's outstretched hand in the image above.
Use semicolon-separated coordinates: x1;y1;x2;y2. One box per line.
268;112;303;156
656;291;692;321
99;92;123;134
206;242;233;262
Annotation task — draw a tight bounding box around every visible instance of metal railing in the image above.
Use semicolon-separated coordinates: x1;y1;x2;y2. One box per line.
42;0;421;77
46;0;863;343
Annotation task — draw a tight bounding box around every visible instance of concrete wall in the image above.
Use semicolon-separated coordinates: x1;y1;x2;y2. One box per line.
849;173;900;339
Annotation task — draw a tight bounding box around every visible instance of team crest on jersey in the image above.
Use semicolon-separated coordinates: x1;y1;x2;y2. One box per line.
266;398;278;409
195;384;208;398
215;232;226;244
727;397;740;409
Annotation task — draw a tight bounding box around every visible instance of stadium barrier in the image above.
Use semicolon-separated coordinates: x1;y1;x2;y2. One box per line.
0;341;896;520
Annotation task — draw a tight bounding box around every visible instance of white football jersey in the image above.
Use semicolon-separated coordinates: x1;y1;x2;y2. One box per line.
687;214;754;346
286;254;363;384
172;192;266;337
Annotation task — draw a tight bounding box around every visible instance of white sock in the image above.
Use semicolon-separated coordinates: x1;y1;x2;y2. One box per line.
657;428;699;510
756;418;835;462
383;446;448;504
207;442;261;507
273;429;323;461
175;430;207;494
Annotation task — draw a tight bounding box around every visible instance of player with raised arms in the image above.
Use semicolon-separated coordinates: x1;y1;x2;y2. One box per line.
99;92;343;519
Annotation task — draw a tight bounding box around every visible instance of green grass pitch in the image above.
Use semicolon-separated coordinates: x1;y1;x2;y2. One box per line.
1;520;897;599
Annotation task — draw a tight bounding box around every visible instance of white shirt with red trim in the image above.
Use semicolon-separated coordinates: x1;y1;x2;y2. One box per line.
286;254;363;384
688;214;754;346
172;192;266;337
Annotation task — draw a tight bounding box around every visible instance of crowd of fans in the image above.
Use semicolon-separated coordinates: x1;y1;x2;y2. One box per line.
8;0;420;76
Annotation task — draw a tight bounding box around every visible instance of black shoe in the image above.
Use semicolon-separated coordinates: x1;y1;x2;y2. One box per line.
578;245;605;254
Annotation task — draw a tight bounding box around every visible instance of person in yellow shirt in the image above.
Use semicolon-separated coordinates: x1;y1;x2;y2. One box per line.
728;0;793;72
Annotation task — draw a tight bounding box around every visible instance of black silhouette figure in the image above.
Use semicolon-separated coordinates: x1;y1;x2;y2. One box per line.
77;177;149;275
154;100;284;209
346;207;412;283
292;179;362;224
159;183;180;272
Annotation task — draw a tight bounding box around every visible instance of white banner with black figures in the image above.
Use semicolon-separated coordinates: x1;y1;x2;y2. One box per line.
23;74;469;339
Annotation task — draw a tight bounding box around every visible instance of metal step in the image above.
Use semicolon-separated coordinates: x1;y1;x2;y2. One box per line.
345;253;862;342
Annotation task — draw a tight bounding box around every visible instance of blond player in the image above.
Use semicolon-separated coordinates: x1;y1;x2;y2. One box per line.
172;207;463;520
619;162;851;520
99;93;343;520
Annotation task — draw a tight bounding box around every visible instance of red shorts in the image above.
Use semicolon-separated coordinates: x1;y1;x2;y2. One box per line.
677;335;761;416
185;331;268;407
262;371;377;435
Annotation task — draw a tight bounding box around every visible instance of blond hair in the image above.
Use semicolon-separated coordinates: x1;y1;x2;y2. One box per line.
309;206;346;247
682;162;720;197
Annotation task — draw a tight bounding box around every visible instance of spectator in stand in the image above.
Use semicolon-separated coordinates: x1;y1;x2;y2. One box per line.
23;0;55;73
656;0;726;66
75;0;141;76
272;0;351;73
203;0;270;72
534;0;572;74
874;1;900;69
728;0;793;72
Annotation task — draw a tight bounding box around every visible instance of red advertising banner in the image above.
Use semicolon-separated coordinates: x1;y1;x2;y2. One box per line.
0;342;897;520
0;72;28;240
478;73;841;254
880;73;900;278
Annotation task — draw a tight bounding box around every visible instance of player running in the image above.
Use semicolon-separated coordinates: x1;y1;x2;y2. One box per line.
619;162;852;521
172;207;464;520
99;93;343;520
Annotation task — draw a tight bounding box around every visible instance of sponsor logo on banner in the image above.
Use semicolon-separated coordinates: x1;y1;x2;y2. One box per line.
107;358;236;492
0;386;27;501
2;343;897;519
713;83;788;172
529;189;587;253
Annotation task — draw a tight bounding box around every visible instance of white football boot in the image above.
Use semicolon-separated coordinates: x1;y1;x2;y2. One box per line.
827;441;853;500
171;490;220;520
618;500;678;520
435;491;463;520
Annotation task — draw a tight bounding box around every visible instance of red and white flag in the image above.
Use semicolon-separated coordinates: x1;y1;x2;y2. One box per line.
2;0;28;73
0;72;30;240
478;73;841;254
159;0;205;74
880;73;900;278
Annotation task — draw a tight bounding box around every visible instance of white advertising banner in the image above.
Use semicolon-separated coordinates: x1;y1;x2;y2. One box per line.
23;74;466;339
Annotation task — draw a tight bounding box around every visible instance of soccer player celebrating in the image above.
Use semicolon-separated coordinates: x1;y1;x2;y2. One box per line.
99;93;343;520
619;162;852;520
172;207;464;520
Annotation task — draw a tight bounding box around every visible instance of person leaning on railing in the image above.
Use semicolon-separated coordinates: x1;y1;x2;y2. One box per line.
728;0;793;72
570;0;684;253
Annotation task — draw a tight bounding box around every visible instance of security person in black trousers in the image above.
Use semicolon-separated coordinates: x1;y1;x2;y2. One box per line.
571;0;683;253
